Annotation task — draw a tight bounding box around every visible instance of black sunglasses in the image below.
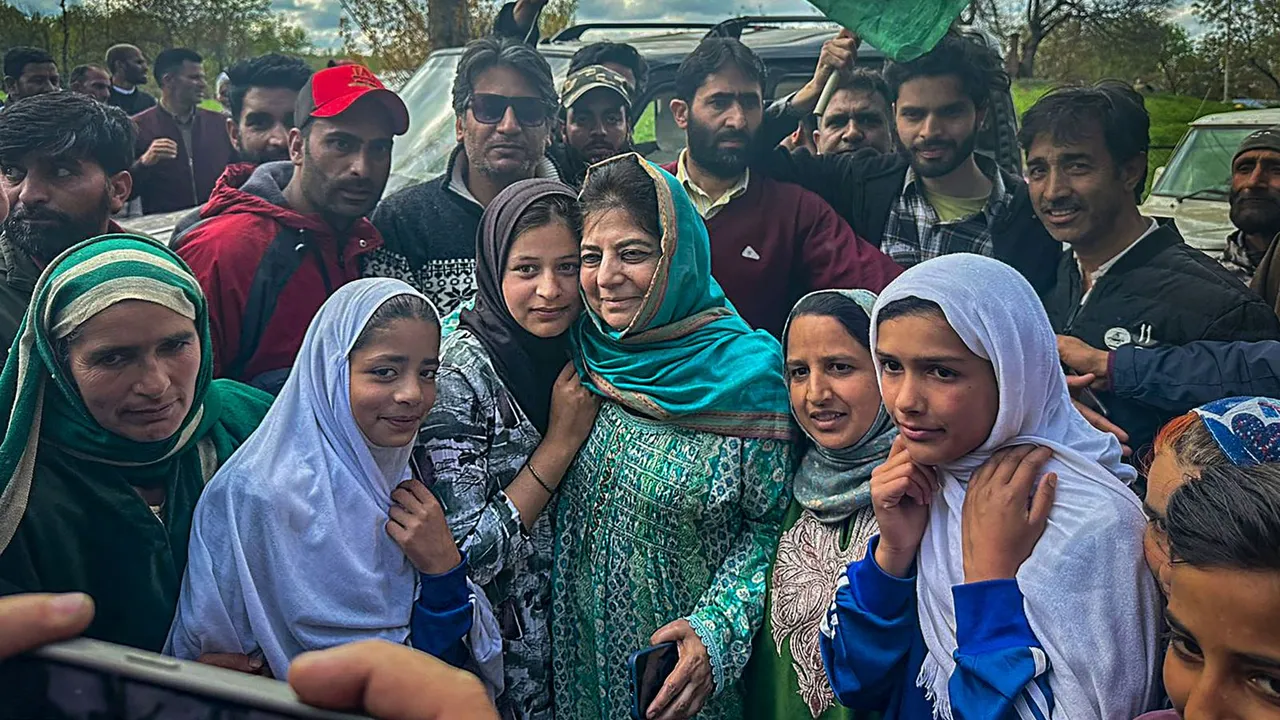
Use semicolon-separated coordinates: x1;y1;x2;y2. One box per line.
470;94;551;127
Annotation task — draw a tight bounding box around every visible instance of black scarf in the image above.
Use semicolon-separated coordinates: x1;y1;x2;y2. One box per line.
458;179;578;434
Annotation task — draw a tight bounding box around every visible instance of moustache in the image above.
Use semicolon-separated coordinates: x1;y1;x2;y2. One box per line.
8;206;72;225
1232;189;1280;205
912;141;956;153
332;180;377;195
714;131;752;146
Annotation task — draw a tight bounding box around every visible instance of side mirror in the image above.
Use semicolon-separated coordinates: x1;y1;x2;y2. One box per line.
1152;166;1166;186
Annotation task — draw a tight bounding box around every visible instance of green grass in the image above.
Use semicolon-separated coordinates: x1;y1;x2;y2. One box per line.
1012;80;1236;193
634;101;657;145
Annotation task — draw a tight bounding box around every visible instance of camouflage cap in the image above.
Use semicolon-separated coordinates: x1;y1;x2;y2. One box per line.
560;64;633;110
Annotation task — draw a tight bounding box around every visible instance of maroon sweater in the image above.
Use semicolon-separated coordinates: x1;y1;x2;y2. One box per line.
663;163;902;337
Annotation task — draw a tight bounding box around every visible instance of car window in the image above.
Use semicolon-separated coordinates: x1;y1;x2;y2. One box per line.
1152;126;1259;198
386;52;572;195
645;85;685;166
773;76;810;100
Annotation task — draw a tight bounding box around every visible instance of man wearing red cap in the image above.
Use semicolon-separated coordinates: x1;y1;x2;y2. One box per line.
176;63;410;394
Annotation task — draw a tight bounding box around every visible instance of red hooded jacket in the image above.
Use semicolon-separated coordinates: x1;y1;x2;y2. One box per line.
175;161;382;388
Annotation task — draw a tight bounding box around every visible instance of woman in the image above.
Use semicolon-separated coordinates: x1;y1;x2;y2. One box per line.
553;154;793;720
0;233;271;652
421;179;599;720
821;254;1161;719
1144;396;1280;593
745;290;894;720
1140;462;1280;719
167;278;500;681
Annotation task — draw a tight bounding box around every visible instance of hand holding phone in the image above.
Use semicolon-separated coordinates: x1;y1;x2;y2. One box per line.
628;641;678;720
639;619;715;720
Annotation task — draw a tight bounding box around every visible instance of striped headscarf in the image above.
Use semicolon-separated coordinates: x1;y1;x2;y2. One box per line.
0;234;268;554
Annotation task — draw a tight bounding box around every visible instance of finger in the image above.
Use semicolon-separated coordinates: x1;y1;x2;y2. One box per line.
971;445;1029;489
888;434;907;458
404;478;434;504
198;652;266;674
991;445;1040;489
1010;447;1054;497
1073;400;1130;442
388;505;414;527
654;676;705;720
906;467;935;506
649;619;685;646
290;640;498;720
557;362;577;385
1065;374;1095;393
391;486;421;510
647;655;694;719
1029;472;1058;529
0;593;94;659
385;518;408;544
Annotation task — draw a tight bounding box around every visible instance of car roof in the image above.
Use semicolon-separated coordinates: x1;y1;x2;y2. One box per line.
428;19;887;70
1190;108;1280;127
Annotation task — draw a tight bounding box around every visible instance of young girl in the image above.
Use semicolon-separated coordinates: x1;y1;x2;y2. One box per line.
166;278;499;681
745;290;894;720
821;254;1161;719
1144;462;1280;719
421;179;599;720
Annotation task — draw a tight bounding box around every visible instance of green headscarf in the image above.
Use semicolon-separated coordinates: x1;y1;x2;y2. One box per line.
0;234;270;649
571;154;792;440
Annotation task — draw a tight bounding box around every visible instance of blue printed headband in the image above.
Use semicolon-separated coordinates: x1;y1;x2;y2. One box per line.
1192;396;1280;466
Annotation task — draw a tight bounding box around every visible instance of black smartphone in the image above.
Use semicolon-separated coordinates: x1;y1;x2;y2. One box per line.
627;641;678;720
0;637;368;720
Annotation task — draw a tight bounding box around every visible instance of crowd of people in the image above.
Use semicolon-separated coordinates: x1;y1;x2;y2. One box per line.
3;1;1280;718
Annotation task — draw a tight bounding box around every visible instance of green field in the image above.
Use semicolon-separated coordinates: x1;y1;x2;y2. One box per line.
1012;81;1235;193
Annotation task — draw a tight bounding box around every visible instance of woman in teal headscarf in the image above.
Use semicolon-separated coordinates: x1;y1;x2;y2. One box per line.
744;289;895;720
0;234;271;652
552;154;793;720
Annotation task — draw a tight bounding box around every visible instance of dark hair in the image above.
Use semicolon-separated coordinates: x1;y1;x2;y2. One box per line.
69;64;107;86
839;68;891;112
1165;463;1280;572
153;48;202;85
512;193;583;244
786;293;872;352
569;41;649;97
225;53;313;121
352;294;440;352
0;91;136;175
105;44;141;74
876;296;944;326
1018;81;1151;203
451;36;558;118
578;158;661;239
674;37;767;103
882;33;1006;110
4;47;55;81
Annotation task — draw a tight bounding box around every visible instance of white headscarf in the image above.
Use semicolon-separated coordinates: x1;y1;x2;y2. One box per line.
870;255;1159;720
166;278;501;684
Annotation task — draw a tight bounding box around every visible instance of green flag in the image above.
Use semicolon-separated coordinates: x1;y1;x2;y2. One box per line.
804;0;972;61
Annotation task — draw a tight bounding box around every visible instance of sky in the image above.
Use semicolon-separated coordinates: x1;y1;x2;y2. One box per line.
20;0;1203;51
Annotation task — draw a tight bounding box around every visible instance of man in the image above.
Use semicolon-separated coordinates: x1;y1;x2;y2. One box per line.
1030;83;1280;456
105;44;156;115
176;63;408;393
170;53;314;244
0;92;133;358
756;32;1061;293
3;48;59;102
368;36;560;315
1220;127;1280;293
660;38;900;337
69;65;112;103
556;64;632;186
130;48;235;214
812;68;893;156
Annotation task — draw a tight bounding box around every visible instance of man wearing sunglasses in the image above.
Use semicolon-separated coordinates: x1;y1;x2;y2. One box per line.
368;36;561;317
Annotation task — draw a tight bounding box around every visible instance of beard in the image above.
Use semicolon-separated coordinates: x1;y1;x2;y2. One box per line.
1;191;111;262
685;117;753;180
1230;187;1280;236
908;130;977;178
237;141;291;166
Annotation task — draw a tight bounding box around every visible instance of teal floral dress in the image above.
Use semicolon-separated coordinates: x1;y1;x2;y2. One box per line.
551;402;793;719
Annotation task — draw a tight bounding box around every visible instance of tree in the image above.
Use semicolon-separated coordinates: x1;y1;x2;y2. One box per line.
1195;0;1280;99
1036;11;1195;92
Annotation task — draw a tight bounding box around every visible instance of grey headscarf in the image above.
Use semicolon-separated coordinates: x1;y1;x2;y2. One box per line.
782;289;897;523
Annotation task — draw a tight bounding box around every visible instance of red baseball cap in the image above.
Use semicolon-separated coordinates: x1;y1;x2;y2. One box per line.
297;64;410;136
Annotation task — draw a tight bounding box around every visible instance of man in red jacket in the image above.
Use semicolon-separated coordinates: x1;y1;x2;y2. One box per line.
176;64;409;393
662;37;901;338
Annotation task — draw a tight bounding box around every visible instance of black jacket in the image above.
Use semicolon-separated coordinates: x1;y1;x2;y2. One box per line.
1111;340;1280;416
752;146;1062;295
1046;223;1280;452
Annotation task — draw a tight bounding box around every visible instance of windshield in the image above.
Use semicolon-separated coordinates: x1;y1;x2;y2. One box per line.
1152;125;1261;198
386;51;572;195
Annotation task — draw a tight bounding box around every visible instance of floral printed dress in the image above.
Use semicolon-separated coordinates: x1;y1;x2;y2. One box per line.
550;401;793;720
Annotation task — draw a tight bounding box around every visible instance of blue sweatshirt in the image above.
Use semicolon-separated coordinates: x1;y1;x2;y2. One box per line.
820;537;1054;720
412;556;474;668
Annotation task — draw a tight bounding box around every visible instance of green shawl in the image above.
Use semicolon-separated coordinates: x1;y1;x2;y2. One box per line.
570;154;792;441
0;234;271;650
